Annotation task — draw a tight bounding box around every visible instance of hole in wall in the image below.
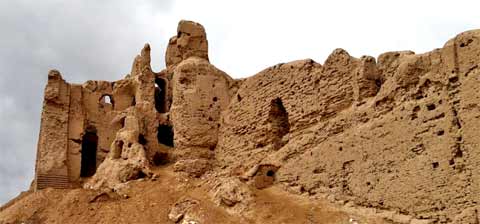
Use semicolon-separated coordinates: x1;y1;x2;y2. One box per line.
154;78;167;113
266;170;275;177
413;106;421;112
454;148;463;158
426;103;436;111
131;97;136;106
375;79;383;88
138;134;147;145
157;124;174;147
268;98;290;150
120;117;126;128
179;77;190;85
209;144;216;151
152;152;168;166
254;165;278;189
460;39;473;48
80;130;98;177
449;76;459;83
138;171;147;179
432;162;439;169
449;159;455;165
256;142;265;148
100;95;114;106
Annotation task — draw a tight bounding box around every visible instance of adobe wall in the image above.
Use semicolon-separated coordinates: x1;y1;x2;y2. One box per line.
35;45;173;188
34;20;233;189
33;20;480;222
217;30;480;222
35;70;71;189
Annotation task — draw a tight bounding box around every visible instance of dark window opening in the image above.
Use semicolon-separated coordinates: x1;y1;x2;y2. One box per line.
268;98;290;150
266;170;275;177
426;103;436;111
138;134;147;145
375;79;383;88
155;78;167;113
80;131;98;177
157;124;174;147
137;171;147;179
120;117;126;128
131;97;136;106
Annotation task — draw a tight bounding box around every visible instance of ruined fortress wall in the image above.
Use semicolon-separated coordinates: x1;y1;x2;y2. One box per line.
216;30;480;221
34;20;231;189
35;71;71;189
170;57;235;160
33;20;480;222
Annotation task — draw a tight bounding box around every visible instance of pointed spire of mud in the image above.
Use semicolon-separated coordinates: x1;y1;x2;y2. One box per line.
130;43;152;76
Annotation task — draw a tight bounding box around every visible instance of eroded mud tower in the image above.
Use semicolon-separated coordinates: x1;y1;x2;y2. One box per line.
33;20;480;222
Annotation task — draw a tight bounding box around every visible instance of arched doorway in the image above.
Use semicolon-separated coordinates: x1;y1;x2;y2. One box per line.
80;131;98;177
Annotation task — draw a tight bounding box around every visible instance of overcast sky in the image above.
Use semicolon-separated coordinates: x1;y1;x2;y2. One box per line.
0;0;478;204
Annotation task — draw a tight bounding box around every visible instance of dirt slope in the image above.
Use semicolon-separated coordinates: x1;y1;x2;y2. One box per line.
0;166;387;224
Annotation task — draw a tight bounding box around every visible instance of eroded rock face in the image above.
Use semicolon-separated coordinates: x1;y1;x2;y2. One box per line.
33;20;480;222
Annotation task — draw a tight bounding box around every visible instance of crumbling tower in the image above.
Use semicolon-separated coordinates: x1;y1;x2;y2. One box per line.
34;20;235;190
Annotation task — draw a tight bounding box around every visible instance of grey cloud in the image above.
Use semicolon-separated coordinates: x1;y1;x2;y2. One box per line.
0;0;173;204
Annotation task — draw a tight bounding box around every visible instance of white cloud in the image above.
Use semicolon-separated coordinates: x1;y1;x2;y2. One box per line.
152;0;479;77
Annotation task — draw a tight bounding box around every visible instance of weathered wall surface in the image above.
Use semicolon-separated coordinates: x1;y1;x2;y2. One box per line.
217;30;480;222
35;70;71;189
35;43;170;190
32;20;480;223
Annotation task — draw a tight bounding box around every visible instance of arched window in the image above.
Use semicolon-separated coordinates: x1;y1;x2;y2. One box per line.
99;94;114;107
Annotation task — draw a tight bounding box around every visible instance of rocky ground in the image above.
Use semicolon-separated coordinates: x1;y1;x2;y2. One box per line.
0;166;390;224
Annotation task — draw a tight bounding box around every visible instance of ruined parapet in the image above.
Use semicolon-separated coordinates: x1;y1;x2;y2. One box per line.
35;70;71;189
163;20;237;176
165;20;209;68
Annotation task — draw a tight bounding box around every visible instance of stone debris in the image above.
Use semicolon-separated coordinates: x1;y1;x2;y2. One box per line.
168;197;200;223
